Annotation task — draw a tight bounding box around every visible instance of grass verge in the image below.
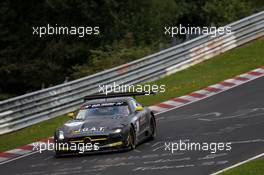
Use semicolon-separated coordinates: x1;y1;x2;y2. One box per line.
219;157;264;175
0;38;263;152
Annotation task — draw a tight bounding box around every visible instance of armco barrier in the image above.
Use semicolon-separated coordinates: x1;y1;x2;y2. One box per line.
0;11;263;134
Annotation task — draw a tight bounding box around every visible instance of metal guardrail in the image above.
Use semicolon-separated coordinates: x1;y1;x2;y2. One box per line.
0;11;263;135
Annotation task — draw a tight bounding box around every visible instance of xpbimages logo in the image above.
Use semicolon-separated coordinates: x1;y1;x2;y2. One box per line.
32;140;100;154
164;24;232;38
98;82;166;95
164;140;232;154
32;24;100;37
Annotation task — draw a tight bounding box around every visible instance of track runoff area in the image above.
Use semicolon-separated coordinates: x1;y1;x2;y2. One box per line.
0;67;264;175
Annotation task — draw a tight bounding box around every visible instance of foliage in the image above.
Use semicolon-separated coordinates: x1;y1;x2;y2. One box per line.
0;0;261;97
71;33;155;78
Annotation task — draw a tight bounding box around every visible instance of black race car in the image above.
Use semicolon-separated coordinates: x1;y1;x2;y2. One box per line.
54;92;156;156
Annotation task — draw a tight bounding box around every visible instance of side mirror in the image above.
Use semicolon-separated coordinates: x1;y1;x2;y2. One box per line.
135;106;144;111
67;112;75;118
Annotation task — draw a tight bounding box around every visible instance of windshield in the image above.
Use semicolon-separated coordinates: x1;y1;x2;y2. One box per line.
75;102;130;120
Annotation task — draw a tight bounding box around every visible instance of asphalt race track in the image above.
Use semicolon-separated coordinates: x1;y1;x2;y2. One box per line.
1;77;264;175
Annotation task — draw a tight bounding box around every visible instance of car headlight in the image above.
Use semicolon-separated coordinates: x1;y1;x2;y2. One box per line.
113;128;122;133
58;131;64;140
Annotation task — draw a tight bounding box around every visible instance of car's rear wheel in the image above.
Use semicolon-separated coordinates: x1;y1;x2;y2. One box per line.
127;127;136;150
149;117;156;140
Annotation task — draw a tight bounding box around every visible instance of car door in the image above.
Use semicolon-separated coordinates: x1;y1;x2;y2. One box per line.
131;99;148;134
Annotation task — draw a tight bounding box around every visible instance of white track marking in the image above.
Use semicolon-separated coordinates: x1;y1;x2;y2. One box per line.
225;79;243;84
149;106;167;112
0;151;39;165
211;153;264;175
155;71;264;116
198;153;227;160
162;100;183;106
6;149;32;155
180;95;199;102
240;74;257;79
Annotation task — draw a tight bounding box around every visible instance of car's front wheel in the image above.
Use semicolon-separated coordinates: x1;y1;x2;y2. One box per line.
126;127;136;150
149;117;156;140
54;149;63;158
54;142;64;158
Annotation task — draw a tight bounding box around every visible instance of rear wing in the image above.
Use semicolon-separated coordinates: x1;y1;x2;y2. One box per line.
84;91;155;101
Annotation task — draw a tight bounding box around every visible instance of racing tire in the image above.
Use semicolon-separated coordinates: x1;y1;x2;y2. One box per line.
149;117;156;140
54;140;64;158
127;127;136;150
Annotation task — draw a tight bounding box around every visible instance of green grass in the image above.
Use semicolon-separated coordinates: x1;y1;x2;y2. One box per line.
137;38;264;105
0;38;263;152
220;157;264;175
0;115;69;152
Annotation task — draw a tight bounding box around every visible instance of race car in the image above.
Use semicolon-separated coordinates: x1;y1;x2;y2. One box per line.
54;92;156;156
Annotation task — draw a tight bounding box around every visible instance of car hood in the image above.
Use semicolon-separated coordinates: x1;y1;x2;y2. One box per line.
60;115;129;136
